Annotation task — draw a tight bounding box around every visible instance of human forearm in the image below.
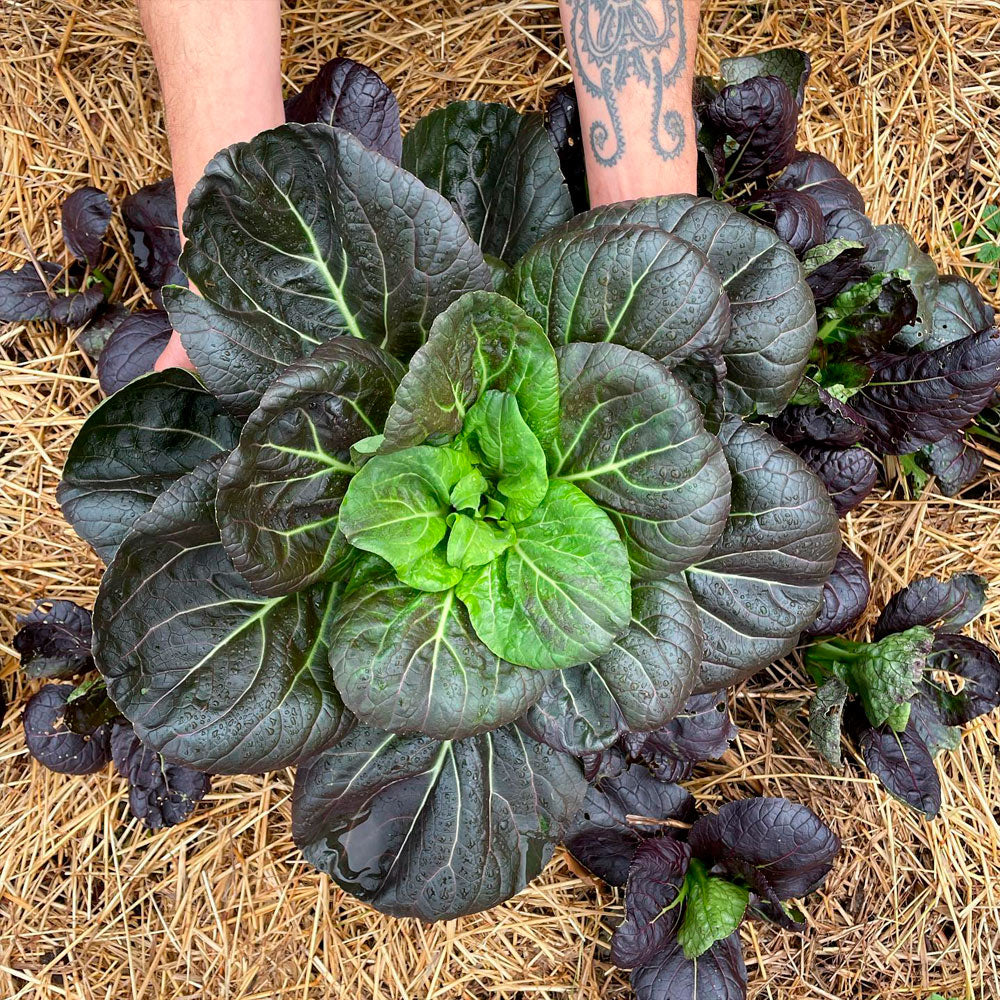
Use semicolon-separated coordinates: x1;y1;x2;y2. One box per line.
558;0;700;205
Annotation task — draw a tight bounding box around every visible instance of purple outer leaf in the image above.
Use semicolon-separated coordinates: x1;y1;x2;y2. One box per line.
852;326;1000;454
121;178;184;290
804;241;866;304
97;309;173;394
564;765;695;886
23;683;112;775
771;387;867;448
918;432;984;496
110;722;212;831
874;573;988;638
927;633;1000;725
744;189;825;255
791;444;877;515
630;932;747;1000
823;207;874;246
0;261;62;322
50;286;105;328
61;186;112;266
802;545;872;637
545;83;588;213
773;152;865;216
719;47;811;107
705;76;799;183
856;716;941;816
687;797;840;901
285;57;402;163
612;837;692;968
13;599;94;679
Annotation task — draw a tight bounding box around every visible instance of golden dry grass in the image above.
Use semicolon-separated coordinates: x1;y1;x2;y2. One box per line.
2;2;1000;998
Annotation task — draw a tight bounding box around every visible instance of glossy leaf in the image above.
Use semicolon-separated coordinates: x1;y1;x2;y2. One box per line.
544;83;588;213
802;545;872;638
292;722;587;919
284;56;402;162
916;275;996;350
863;224;939;338
97;310;172;393
630;933;747;1000
772;152;865;216
554;342;731;576
771;383;867;448
823;207;875;246
58;369;241;562
843;626;932;728
926;633;1000;725
402;100;574;264
13;599;94;679
456;480;632;669
791;444;877;515
61;186;112;266
676;860;749;960
382;290;560;454
856;715;941;816
95;456;352;774
0;261;62;322
918;432;984;496
23;683;112;775
874;573;988;638
743;189;825;255
329;573;544;739
719;48;812;106
802;238;866;303
122;177;183;289
217;338;403;595
686;420;841;691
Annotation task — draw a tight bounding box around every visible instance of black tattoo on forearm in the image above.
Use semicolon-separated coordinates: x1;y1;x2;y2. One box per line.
566;0;688;166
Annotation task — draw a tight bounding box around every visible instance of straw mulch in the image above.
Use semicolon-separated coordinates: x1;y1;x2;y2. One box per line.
2;2;999;998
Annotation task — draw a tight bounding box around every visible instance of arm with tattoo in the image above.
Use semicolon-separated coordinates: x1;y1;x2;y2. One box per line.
558;0;700;204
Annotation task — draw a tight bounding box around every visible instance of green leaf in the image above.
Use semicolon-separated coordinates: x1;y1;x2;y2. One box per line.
381;290;560;454
450;469;489;511
801;238;866;276
809;676;849;766
329;574;544;739
401;101;574;264
216;338;403;596
554;342;731;577
95;456;351;774
446;514;514;570
396;541;464;593
846;626;933;727
462;390;548;522
57;370;241;562
720;48;811;105
338;444;473;573
677;859;749;960
457;480;631;669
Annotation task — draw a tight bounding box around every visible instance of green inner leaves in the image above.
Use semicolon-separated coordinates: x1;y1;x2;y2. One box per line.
676;859;750;960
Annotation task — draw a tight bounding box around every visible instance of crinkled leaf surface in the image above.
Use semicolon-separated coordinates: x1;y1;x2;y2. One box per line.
519;576;703;754
772;152;865;216
563;764;695;886
23;684;112;775
918;432;984;496
686;420;841;691
217;338;403;595
744;189;825;255
50;286;106;328
823;207;875;246
855;715;941;816
556;195;816;415
456;480;631;669
809;676;849;765
875;573;988;639
843;626;932;727
507;224;730;378
63;678;119;735
381;291;559;454
61;186;111;266
771;384;867;448
0;261;62;322
58;369;241;562
630;933;747;1000
95;456;352;774
612;837;692;968
97;310;173;394
913;275;996;350
178;123;491;372
688;796;840;901
121;177;183;290
329;573;544;740
908;688;961;758
402;101;574;264
802;545;871;638
284;56;402;162
676;861;749;960
791;444;877;515
720;47;811;105
14;599;94;679
544;83;588;213
554;342;731;576
292;721;586;919
926;633;1000;725
802;238;866;303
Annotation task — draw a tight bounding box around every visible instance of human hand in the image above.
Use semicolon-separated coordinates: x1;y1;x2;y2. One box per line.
153;329;194;371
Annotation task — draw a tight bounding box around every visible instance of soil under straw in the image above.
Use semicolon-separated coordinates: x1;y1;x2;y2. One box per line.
1;2;999;998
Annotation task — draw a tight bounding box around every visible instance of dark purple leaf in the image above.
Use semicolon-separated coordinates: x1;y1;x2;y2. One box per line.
856;716;940;816
773;152;865;216
802;545;871;637
564;765;695;886
13;599;94;679
579;746;628;783
622;691;736;779
97;309;173;393
874;573;988;638
612;836;692;968
918;432;984;496
61;186;112;266
823;207;874;246
630;932;747;1000
50;286;105;328
822;274;919;356
863;224;939;338
285;57;402;163
921;275;996;349
803;239;866;304
771;385;867;448
743;189;825;254
927;633;1000;725
122;178;183;290
705;76;799;184
23;683;112;775
0;261;62;322
77;303;130;359
545;83;588;213
792;444;877;514
110;722;212;831
687;797;840;901
719;48;811;107
852;326;1000;453
63;678;120;735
